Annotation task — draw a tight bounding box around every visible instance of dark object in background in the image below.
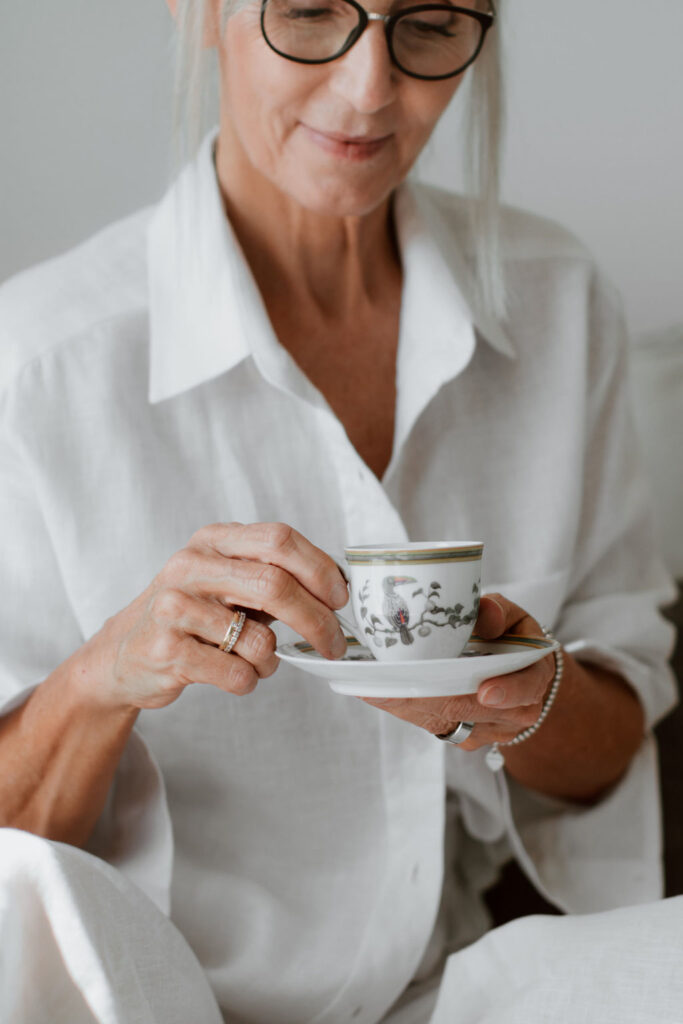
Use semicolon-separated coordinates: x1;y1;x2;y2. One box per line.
657;583;683;897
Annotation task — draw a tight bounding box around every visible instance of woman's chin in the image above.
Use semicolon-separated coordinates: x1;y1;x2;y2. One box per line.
283;177;397;219
277;132;402;216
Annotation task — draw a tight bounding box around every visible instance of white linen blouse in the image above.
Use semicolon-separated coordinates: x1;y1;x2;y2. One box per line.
0;129;677;1024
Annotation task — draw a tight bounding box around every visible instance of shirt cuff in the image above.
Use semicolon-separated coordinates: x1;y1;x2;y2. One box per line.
0;686;174;916
563;638;677;730
84;729;174;916
497;733;664;913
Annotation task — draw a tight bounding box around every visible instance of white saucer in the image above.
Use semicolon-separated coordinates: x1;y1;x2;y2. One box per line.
276;634;560;698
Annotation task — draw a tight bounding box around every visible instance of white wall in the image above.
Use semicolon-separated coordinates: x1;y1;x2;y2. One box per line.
2;0;682;335
419;0;683;334
0;1;173;283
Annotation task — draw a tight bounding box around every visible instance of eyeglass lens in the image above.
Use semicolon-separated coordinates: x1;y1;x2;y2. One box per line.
262;0;486;79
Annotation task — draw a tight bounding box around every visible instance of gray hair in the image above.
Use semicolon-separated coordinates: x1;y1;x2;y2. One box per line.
170;0;506;320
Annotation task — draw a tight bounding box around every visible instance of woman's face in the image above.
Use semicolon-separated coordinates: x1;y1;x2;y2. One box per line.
214;0;465;217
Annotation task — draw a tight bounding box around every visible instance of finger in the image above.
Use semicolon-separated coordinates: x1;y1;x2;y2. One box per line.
359;695;475;736
149;588;279;677
152;630;262;696
191;522;349;610
455;721;524;751
182;551;346;660
474;592;542;640
187;638;262;696
228;619;279;678
477;655;555;710
360;692;532;729
359;698;534;747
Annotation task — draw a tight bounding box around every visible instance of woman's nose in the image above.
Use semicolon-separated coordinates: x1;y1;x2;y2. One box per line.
329;22;397;113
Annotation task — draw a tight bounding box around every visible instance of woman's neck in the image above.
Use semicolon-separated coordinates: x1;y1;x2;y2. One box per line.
213;130;401;319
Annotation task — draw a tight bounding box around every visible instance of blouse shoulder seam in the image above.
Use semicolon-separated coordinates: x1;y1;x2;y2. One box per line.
0;305;148;406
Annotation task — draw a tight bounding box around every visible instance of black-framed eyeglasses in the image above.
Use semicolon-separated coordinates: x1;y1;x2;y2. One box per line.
260;0;496;82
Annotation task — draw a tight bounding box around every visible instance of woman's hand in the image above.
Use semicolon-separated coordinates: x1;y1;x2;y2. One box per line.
87;522;349;712
360;593;556;749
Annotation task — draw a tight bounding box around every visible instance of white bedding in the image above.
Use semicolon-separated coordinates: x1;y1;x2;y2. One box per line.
2;827;682;1024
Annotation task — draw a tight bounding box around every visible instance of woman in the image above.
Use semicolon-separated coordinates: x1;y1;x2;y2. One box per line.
0;0;677;1021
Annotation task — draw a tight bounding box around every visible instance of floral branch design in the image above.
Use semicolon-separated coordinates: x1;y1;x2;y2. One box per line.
358;578;480;649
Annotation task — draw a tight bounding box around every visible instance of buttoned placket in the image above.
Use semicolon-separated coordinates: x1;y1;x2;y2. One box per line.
143;129;544;1020
231;303;456;1024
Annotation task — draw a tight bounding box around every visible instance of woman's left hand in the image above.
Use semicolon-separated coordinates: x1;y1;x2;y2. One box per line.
360;593;556;750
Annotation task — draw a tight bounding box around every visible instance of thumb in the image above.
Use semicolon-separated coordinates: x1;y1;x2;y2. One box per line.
474;594;507;639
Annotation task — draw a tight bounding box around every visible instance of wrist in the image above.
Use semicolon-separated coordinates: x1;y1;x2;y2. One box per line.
485;630;563;772
498;653;643;803
62;631;141;720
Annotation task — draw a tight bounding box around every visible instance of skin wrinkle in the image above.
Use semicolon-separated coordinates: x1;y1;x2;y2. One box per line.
174;0;507;315
185;0;464;480
213;5;462;309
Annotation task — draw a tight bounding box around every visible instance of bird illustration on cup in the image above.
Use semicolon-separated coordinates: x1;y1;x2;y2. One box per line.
358;576;480;650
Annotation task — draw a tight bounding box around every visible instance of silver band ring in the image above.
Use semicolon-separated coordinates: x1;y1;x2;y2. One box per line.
437;721;475;745
219;609;247;654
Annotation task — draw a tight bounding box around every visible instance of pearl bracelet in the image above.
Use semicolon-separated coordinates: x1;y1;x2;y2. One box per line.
485;628;564;773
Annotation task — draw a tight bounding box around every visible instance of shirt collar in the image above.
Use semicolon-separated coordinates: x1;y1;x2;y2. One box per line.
147;128;514;406
148;129;255;404
388;184;515;472
396;183;516;361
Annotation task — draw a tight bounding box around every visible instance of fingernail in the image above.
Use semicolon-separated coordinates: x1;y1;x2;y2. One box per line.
332;631;347;658
481;685;505;707
331;582;349;608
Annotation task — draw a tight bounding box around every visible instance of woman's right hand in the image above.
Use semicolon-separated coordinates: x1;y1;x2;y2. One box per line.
86;522;350;712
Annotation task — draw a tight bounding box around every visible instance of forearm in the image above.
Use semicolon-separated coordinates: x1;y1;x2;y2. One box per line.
0;644;139;847
501;652;645;804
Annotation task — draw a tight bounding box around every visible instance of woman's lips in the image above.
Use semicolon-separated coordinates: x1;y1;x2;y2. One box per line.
303;125;392;161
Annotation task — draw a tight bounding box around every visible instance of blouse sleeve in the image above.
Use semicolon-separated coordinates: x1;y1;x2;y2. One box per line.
450;267;677;915
553;269;677;728
504;268;678;911
0;392;173;915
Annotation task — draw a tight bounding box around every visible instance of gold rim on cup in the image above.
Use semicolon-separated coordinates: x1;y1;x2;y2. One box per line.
344;542;483;567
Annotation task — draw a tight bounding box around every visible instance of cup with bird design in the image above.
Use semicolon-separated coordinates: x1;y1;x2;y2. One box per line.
343;542;483;662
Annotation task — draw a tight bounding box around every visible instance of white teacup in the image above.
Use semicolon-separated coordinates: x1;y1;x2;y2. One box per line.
343;542;483;662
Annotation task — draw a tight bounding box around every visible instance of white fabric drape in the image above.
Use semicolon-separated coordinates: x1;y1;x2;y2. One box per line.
3;829;682;1024
0;830;222;1024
